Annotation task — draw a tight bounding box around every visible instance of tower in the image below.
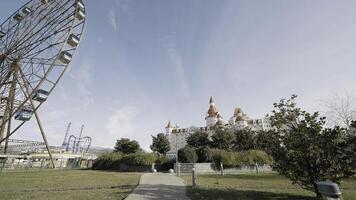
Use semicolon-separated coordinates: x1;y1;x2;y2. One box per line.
234;108;247;129
205;96;220;127
165;121;173;135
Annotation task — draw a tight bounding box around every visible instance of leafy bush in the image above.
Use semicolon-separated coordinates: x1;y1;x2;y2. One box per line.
178;146;198;163
239;150;272;166
92;152;123;170
196;147;214;162
211;149;238;168
92;152;156;170
155;156;176;171
121;152;157;166
210;149;272;168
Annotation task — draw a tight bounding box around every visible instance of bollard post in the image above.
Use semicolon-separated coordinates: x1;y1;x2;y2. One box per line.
39;159;44;172
255;162;259;174
220;162;224;176
177;163;181;176
192;167;197;187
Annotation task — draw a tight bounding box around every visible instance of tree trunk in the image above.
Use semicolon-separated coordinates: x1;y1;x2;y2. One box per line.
314;183;322;199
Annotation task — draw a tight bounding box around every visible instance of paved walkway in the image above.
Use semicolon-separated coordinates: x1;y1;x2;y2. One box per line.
125;173;190;200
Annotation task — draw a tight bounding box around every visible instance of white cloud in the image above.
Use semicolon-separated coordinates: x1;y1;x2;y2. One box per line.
108;8;117;32
105;106;138;140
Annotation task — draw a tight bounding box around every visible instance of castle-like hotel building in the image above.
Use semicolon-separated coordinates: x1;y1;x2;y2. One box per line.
164;97;272;157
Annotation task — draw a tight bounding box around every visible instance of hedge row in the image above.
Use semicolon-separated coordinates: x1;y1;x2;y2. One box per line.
178;146;272;168
92;152;157;170
212;149;272;168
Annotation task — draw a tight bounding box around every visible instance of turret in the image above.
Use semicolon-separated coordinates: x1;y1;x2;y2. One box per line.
205;96;220;127
165;121;173;135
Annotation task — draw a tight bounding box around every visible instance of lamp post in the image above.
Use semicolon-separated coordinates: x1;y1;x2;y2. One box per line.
175;134;180;176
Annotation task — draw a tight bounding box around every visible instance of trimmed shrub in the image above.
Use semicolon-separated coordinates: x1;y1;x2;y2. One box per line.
210;149;272;168
211;149;238;168
240;150;272;166
121;152;157;166
92;152;156;170
92;152;123;170
178;146;198;163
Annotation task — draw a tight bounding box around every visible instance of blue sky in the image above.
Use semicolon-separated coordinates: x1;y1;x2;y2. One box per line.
1;0;356;150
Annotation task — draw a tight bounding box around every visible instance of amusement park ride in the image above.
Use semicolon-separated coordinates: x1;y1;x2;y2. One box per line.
62;122;92;154
0;0;86;168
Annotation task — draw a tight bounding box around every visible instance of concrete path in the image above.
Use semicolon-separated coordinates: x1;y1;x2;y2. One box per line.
125;173;190;200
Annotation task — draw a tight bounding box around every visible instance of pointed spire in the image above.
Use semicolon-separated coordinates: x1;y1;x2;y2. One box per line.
209;96;214;104
165;121;172;128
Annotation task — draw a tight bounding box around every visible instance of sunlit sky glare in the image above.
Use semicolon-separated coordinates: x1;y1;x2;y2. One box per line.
1;0;356;150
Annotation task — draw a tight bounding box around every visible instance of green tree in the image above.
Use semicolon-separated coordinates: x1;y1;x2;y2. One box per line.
186;131;210;148
268;95;355;198
114;138;140;154
150;133;170;156
196;146;213;162
254;130;280;155
178;146;198;163
210;129;234;150
233;128;256;151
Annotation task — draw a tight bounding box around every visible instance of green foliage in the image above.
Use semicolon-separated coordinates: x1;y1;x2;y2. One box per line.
210;149;271;168
92;152;156;170
254;130;280;155
186;131;210;148
211;149;237;168
233;128;256;151
150;133;170;155
92;152;123;169
114;138;140;154
239;150;272;166
121;152;157;166
267;95;355;197
178;146;198;163
210;129;234;150
196;146;214;162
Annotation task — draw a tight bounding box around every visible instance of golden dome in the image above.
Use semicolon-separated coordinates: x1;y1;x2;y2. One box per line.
207;105;218;117
234;107;243;117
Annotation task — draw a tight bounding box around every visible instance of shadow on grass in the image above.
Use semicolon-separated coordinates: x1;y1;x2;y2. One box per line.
186;186;317;200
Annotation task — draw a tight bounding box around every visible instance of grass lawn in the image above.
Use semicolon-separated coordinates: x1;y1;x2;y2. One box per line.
182;172;356;200
0;169;141;200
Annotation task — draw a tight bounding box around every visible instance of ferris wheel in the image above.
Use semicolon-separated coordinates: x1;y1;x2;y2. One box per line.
0;0;86;168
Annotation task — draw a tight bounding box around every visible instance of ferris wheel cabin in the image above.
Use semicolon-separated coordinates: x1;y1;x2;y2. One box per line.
0;31;5;38
32;89;49;102
13;13;24;22
15;106;33;121
59;51;72;64
22;7;33;16
67;34;80;47
77;1;85;10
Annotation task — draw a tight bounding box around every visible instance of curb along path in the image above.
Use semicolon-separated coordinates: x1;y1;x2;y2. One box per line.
125;173;190;200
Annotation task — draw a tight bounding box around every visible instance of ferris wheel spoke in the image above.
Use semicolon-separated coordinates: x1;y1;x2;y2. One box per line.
18;13;75;57
5;0;65;50
9;1;63;48
20;26;73;58
10;8;75;56
11;5;75;54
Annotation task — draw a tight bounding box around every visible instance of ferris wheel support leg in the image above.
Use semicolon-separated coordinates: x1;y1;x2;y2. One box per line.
2;65;18;154
16;70;56;169
32;108;56;169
